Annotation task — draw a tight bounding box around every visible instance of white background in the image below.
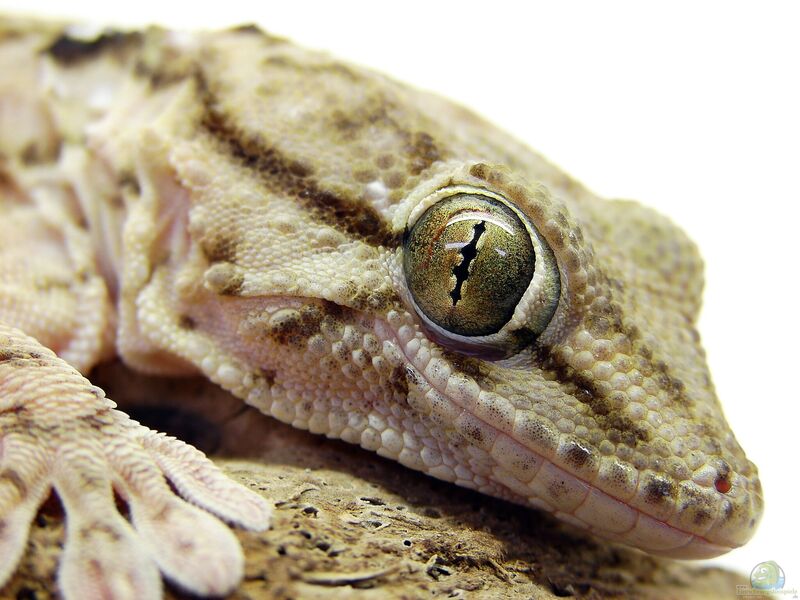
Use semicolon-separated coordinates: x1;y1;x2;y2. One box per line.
1;0;797;590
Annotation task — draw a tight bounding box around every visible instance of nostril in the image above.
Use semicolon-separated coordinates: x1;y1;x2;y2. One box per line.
714;475;732;494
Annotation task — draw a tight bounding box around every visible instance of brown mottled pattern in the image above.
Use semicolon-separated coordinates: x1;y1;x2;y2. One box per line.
44;29;142;65
199;84;401;249
0;20;764;599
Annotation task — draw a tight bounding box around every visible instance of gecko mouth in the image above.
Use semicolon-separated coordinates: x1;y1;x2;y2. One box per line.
375;316;747;559
227;293;756;558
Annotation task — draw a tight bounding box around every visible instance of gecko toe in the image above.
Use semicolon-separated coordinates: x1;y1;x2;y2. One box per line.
142;430;272;531
105;430;250;595
0;434;51;588
53;440;161;600
130;494;244;596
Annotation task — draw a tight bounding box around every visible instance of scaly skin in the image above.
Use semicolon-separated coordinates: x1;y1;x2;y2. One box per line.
0;17;762;599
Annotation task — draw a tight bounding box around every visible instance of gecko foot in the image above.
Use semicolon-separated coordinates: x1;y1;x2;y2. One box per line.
0;327;272;600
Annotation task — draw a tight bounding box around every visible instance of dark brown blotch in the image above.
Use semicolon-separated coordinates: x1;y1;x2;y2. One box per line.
288;160;313;178
0;348;46;368
213;270;244;296
0;165;13;188
266;301;354;348
45;29;142;65
200;233;238;264
403;365;421;388
267;305;324;348
469;163;491;181
375;154;395;169
329;95;409;144
439;349;488;384
563;440;593;470
228;23;263;35
405;132;440;175
332;109;366;136
261;368;277;387
653;360;690;406
536;345;618;424
388;364;409;399
606;414;650;444
693;507;713;526
571;372;607;414
460;421;484;445
676;484;715;526
0;348;27;363
201;104;401;248
21;143;45;165
643;475;676;505
351;286;401;312
227;24;287;45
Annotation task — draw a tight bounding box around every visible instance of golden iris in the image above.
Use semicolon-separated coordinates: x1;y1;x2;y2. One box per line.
403;194;536;337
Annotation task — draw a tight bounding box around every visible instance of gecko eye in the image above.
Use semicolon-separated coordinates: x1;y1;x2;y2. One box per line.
403;192;560;357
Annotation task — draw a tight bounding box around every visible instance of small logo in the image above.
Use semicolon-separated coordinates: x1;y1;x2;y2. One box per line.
750;561;786;591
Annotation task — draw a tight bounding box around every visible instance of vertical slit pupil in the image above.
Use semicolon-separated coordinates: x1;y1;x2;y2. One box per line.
450;221;486;305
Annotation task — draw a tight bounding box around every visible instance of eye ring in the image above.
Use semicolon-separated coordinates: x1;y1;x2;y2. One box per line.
402;187;560;358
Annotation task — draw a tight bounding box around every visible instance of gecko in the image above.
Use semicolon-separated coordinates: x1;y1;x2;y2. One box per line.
0;17;763;600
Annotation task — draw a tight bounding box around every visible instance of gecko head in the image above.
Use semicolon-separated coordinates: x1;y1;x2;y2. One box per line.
177;82;762;556
182;137;763;557
386;161;764;557
190;153;764;558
